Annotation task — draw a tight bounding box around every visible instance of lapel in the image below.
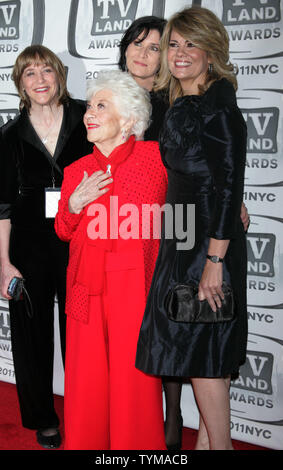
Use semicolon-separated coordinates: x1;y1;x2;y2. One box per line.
17;98;84;173
54;99;85;162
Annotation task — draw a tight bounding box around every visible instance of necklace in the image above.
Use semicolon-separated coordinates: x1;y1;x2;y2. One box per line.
30;106;63;146
41;109;62;144
41;124;55;145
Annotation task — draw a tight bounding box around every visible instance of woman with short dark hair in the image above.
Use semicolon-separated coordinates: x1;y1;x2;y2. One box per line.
118;16;168;141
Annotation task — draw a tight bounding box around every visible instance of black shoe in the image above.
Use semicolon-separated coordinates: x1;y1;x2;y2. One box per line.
36;429;61;449
165;416;183;451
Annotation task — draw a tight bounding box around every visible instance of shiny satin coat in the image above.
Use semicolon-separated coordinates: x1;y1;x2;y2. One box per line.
136;79;248;378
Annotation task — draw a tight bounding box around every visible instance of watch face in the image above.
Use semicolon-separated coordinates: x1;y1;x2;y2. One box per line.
207;255;223;263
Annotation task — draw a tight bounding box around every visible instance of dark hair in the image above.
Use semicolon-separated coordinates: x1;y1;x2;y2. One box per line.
118;16;167;71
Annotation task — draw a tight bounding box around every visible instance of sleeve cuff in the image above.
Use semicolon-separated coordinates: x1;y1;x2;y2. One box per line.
0;204;11;219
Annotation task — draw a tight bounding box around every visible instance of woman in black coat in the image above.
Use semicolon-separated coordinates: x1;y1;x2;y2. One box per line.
136;7;248;450
0;45;92;448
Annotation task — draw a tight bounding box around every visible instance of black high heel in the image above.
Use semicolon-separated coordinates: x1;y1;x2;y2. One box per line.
165;415;183;451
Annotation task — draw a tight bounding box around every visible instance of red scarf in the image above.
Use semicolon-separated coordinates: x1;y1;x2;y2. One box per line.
75;136;136;295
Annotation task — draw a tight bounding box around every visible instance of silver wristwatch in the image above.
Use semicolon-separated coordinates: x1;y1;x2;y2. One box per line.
206;255;224;263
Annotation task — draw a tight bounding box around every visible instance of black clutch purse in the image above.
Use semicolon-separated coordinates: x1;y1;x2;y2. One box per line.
165;282;234;323
7;277;33;318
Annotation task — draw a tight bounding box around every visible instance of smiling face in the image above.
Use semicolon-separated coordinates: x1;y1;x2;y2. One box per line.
167;29;210;95
20;62;59;109
84;89;130;156
125;28;161;90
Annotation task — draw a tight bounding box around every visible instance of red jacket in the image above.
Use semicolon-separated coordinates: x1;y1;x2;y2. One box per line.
55;137;168;323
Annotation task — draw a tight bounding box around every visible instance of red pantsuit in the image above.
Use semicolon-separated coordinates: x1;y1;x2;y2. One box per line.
64;250;165;449
55;137;168;450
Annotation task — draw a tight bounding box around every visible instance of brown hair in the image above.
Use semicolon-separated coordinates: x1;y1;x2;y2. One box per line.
154;6;237;105
12;45;70;111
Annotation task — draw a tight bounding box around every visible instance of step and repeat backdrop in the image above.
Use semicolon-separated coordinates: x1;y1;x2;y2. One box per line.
0;0;282;450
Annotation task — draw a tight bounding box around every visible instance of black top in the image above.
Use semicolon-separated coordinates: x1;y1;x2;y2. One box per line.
144;91;169;142
0;98;93;231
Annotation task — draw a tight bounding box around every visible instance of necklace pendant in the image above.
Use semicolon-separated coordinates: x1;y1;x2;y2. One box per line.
42;138;48;144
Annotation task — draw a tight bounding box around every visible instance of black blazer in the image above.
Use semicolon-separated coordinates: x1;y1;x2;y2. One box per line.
0;98;93;232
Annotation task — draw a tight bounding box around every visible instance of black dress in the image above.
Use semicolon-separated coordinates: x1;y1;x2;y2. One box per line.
144;91;169;141
0;98;92;429
136;79;248;378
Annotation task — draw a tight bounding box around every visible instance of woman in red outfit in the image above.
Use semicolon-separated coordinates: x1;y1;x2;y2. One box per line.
54;70;167;450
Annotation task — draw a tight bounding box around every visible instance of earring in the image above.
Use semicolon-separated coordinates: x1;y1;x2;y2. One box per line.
122;129;126;140
208;63;213;74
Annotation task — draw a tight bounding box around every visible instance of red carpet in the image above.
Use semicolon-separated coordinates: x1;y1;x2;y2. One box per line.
0;381;268;451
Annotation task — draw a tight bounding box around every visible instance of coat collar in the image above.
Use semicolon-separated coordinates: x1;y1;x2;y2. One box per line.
92;135;136;174
173;78;237;116
17;98;85;164
200;78;237;114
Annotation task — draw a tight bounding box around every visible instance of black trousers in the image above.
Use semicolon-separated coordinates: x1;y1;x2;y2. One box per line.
9;226;68;430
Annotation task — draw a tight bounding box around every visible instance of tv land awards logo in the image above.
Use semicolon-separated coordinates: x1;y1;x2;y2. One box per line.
232;350;274;395
247;233;275;277
0;0;44;66
90;0;139;36
0;108;18;126
230;333;283;430
0;0;20;40
0;304;14;381
0;306;10;342
221;0;282;44
245;215;283;304
222;0;281;25
68;0;166;59
241;108;279;154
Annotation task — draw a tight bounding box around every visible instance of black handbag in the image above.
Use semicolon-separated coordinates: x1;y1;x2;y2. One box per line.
7;277;33;318
165;282;234;323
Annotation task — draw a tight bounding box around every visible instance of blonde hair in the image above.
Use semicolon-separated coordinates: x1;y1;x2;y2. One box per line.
12;45;70;111
155;6;237;105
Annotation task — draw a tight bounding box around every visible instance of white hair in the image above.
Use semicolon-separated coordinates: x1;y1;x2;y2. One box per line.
86;70;152;139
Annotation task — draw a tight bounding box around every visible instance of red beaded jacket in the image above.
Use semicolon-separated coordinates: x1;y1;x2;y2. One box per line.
55;137;168;323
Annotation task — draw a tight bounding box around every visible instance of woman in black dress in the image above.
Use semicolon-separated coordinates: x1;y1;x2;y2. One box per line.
136;6;248;450
0;46;92;448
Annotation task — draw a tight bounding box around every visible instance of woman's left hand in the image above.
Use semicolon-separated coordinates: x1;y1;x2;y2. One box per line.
198;261;224;312
68;170;113;214
240;202;250;232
